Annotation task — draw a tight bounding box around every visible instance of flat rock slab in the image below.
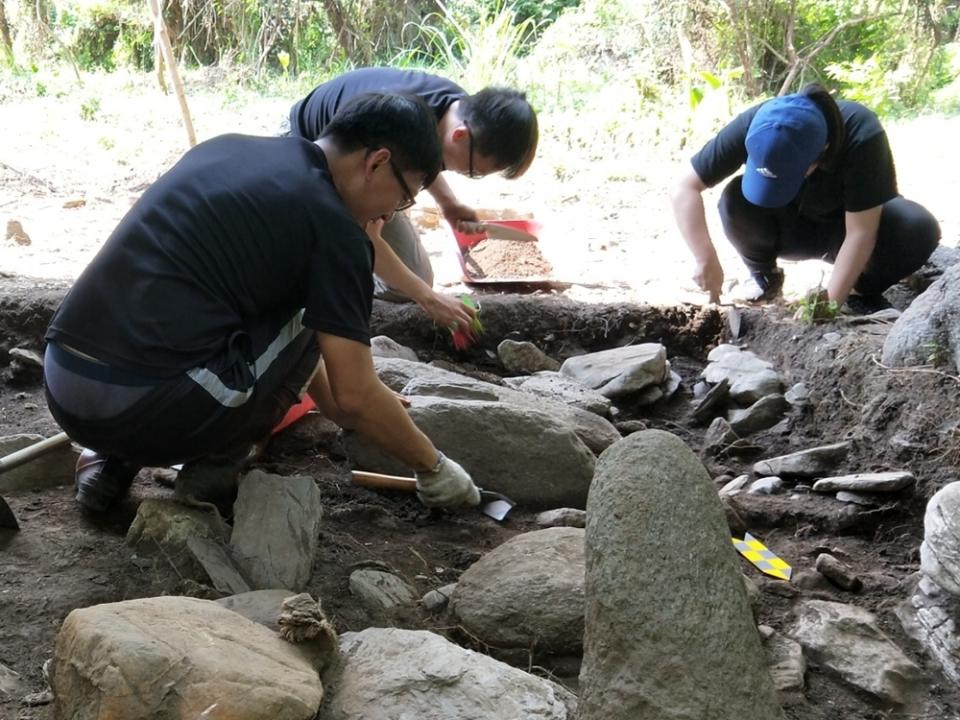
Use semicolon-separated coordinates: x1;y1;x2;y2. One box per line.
375;357;620;454
559;343;668;399
813;471;915;494
753;442;851;478
187;535;252;595
504;371;612;416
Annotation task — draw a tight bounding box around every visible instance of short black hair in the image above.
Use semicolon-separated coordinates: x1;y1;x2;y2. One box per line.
321;92;442;187
799;83;846;171
459;87;538;179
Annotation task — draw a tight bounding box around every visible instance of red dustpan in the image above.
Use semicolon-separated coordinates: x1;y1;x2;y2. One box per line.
273;394;317;434
451;219;565;289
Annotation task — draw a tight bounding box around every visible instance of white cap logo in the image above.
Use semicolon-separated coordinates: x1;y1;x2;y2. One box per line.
756;167;778;179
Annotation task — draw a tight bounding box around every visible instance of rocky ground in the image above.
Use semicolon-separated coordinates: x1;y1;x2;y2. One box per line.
1;70;960;719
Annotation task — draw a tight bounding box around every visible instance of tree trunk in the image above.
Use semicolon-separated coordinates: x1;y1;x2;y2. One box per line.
148;0;196;148
719;0;760;96
321;0;371;65
0;0;14;66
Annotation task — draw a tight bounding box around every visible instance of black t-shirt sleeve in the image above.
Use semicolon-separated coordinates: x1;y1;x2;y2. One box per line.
301;218;374;345
690;104;761;187
840;131;898;212
290;68;464;141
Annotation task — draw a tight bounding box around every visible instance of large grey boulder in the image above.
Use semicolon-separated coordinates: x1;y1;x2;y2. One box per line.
51;596;326;720
376;357;620;453
790;599;923;707
579;430;781;720
318;628;576;720
882;262;960;372
920;481;960;596
559;343;668;399
345;396;596;509
451;527;585;654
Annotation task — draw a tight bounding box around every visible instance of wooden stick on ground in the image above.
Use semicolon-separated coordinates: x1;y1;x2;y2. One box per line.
147;0;196;148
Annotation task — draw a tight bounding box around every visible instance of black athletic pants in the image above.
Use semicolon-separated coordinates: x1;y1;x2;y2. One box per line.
44;310;320;468
717;175;941;295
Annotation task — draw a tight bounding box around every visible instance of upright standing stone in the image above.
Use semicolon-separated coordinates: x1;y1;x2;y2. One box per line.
231;471;324;591
579;429;782;720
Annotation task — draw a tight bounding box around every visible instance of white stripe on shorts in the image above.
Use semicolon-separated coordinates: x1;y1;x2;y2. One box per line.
186;310;306;408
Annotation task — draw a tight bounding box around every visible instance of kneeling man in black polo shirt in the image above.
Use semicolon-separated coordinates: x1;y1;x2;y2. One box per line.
43;93;480;513
671;83;940;313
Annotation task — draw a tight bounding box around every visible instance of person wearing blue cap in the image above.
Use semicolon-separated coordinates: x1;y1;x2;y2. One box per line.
671;84;940;312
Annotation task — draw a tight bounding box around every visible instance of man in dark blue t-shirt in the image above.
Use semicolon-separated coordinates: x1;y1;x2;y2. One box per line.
44;93;481;513
671;84;939;313
287;67;539;326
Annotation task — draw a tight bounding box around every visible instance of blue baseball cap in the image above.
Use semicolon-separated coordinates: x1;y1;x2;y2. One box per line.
743;94;828;208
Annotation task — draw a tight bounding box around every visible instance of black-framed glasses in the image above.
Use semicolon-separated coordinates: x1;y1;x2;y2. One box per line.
464;119;477;179
388;159;417;211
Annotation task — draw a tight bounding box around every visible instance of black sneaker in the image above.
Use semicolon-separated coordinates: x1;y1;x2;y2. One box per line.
174;445;255;514
842;293;893;316
75;450;140;512
738;268;785;303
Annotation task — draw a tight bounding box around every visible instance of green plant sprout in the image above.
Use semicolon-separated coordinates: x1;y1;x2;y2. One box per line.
793;278;838;323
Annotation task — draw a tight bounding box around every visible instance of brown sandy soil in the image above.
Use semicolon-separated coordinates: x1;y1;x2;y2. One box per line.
463;236;554;279
2;70;960;719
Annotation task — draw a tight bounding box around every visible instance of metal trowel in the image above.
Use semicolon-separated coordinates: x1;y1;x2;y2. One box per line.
0;495;18;530
351;470;515;521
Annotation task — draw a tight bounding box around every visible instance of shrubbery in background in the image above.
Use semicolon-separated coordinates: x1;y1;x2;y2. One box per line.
0;0;957;121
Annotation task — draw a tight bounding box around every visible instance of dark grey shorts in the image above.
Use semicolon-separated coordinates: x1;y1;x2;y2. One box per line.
45;310;320;466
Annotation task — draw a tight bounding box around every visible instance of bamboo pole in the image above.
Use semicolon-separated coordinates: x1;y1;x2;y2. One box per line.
147;0;196;148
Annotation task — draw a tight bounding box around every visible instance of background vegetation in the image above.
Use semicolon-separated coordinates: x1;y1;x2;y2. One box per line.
0;0;958;140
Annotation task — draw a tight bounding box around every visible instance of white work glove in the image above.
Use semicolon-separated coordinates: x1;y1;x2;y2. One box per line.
415;452;481;508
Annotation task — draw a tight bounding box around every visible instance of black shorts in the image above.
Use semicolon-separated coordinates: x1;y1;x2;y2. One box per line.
44;310;320;466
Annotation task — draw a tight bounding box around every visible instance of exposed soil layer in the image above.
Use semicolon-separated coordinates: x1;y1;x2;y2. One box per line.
463;238;554;279
2;275;960;720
